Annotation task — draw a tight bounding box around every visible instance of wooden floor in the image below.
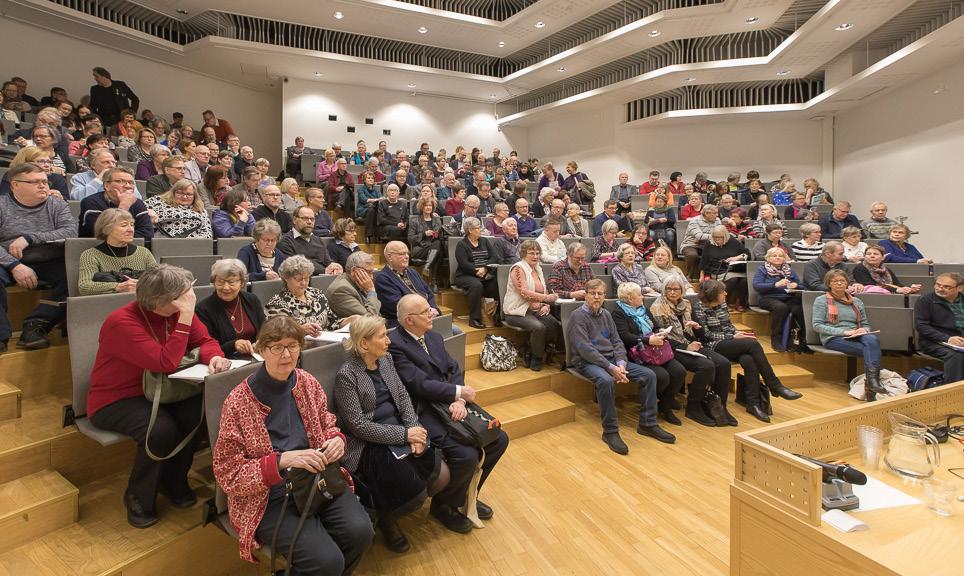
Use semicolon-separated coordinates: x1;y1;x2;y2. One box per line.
355;381;856;576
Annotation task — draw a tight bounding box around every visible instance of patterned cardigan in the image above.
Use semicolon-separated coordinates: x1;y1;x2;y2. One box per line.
334;354;421;473
212;368;347;563
692;301;738;350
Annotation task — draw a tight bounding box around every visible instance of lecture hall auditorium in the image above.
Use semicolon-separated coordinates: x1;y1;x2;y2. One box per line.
1;0;963;574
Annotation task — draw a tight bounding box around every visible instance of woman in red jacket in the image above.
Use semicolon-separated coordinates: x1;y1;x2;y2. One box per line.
213;316;374;572
87;265;231;529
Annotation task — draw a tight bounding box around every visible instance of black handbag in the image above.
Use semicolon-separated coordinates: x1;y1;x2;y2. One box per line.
702;389;727;426
92;267;145;283
735;373;772;415
428;401;503;448
269;461;348;575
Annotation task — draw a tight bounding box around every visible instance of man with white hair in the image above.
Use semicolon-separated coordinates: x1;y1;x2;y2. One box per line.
232;145;255;180
610;172;637;215
325;251;379;318
70;148;119;200
861;202;898;239
183;144;210;184
819;200;864;239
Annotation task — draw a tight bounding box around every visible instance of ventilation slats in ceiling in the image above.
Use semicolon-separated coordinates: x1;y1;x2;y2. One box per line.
625;78;824;121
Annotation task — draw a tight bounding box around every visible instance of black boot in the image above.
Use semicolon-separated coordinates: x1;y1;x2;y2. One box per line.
768;381;802;400
864;365;886;402
18;319;51;350
747;404;771;423
422;248;439;276
378;516;410;553
685;403;716;427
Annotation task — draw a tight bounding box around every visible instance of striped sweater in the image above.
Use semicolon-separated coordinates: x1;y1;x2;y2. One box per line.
77;244;157;295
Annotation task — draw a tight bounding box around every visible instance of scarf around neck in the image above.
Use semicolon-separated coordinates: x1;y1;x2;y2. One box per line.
616;300;653;336
864;261;893;287
650;295;692;343
764;260;792;278
825;291;862;327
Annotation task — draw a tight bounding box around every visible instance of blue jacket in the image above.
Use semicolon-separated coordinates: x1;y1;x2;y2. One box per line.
211;210;255;238
878;239;925;263
236;243;286;281
752;266;802;302
819;213;864;239
374;266;438;327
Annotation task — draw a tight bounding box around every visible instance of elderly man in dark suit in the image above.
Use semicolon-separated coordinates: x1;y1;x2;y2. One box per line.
374;241;457;333
609;171;637;215
388;294;509;533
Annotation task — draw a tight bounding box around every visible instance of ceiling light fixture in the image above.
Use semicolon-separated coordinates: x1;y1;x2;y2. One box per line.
835;23;854;31
776;69;790;76
933;86;946;94
334;11;343;19
557;66;567;72
648;30;661;37
745;17;758;24
684;77;696;82
535;21;545;28
176;9;188;14
314;72;323;77
498;41;505;47
407;83;417;88
417;26;428;34
489;94;497;99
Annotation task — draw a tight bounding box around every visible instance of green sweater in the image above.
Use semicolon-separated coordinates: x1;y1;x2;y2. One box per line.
812;294;871;345
77;244;157;295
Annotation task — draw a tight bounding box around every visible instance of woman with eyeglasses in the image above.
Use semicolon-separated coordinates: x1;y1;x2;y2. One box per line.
195;258;266;359
213;315;374;570
266;255;353;337
328;218;362;270
144;179;213;239
0;146;69;198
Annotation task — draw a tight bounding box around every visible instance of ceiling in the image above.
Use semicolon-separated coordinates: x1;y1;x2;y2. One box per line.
5;0;963;125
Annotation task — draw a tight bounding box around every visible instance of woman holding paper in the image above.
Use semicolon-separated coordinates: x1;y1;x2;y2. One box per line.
752;247;810;353
265;255;355;337
693;280;802;423
195;259;266;359
334;315;448;553
650;279;734;427
87;265;230;529
813;269;886;400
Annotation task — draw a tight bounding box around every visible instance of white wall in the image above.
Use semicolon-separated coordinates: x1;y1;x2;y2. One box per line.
0;19;282;161
282;79;526;159
526;106;824;211
835;59;964;263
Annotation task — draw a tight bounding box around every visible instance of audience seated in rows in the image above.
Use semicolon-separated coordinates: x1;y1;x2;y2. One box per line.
79;166;153;239
195;258;265;359
78;208;156;295
853;245;921;294
699;225;749;310
562;201;591;237
251;184;293;234
812;269;885;401
377;184;409;241
145;179;213;239
879;223;931;264
750;204;785;238
791;223;824;262
679;205;721;280
841;226;868;263
535;218;567;264
591;220;621;263
231;166;263;208
1;146;70;198
752;247;810;353
802;242;860;292
277;206;341;276
305;187;334;237
199;165;230;209
645;246;694;295
548;242;593;300
213;315;373;570
454;218;501;329
326;251;380;319
914;273;963;383
375;241;446;329
750;223;792;261
594;200;632;236
145;156;185;198
135;144;169;181
265;255;352;335
238;219;284;281
819;201;864;239
861;202;898;239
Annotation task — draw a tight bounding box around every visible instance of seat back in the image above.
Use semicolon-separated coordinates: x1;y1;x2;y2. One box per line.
432;313;453;336
309;274;337;293
909;294;923;351
746;261;763;306
249;279;283;305
630;196;647;212
216;237;253;257
790;261;807;280
855;292;906;308
578;237;594;257
68;293;137;445
67;200;81;220
935;264;964;276
447;236;463;286
204;362;261;514
66;238;147;296
865;307;913;352
301;154;322;184
802;290;822;345
194;284;216;301
443;332;467;373
135;180;147;197
300;342;347;400
588;263;608;276
151;237;215;258
159;255;222;285
599;275;614;298
887;263;931;276
495;264;512;321
901;276;936;293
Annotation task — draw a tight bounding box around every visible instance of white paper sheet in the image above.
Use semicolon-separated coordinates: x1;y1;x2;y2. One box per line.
675;348;706;358
169;359;251;381
306;332;349;343
821;509;868;533
851;476;922;512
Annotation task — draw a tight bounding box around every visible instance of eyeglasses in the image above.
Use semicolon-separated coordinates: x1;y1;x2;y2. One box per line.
406;308;433;318
214;278;243;287
170;166;186;171
13;179;49;186
174;192;195;198
586;291;606;297
387;252;409;257
265;343;301;356
935;283;958;290
664;287;683;293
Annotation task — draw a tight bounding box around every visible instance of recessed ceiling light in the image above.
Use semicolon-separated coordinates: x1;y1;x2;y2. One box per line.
334;11;343;19
407;83;417;88
498;41;505;47
557;66;566;72
176;9;188;14
489;94;497;99
933;86;946;94
534;21;545;28
648;30;661;37
776;69;790;76
684;77;696;82
314;72;323;77
417;26;428;34
745;17;758;24
835;23;854;31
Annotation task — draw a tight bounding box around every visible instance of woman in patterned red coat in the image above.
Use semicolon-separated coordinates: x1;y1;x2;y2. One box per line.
213;316;373;572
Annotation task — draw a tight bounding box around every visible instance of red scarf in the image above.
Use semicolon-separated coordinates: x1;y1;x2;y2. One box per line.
824;291;862;327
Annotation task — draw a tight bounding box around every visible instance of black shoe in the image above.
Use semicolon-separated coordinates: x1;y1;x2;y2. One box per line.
747;404;771;423
670;398;682;411
529;356;542;372
469;320;486;329
771;340;787;353
769;383;802;400
125;492;159;529
794;343;814;355
864;366;886;402
601;432;629;455
522;350;532;369
0;340;6;353
17;320;50;350
493;318;503;328
160;487;197;509
685;407;716;427
724;410;739;427
378;517;410;552
636;424;676;444
430;502;473;534
476;500;493;520
660;410;682;426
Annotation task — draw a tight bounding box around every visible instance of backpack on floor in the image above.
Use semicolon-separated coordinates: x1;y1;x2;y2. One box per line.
907;367;944;392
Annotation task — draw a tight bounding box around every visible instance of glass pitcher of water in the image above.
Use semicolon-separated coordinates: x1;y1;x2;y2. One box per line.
884;412;941;480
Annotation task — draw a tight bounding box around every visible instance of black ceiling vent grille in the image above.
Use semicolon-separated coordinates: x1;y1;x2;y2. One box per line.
625;77;825;122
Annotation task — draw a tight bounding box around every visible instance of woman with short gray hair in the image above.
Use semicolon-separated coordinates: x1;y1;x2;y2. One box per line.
699;224;750;310
591;219;620;262
266;255;351;335
237;218;284;281
195;258;266;358
454;217;500;329
78;208;157;295
562;202;589;237
135;144;171;180
87;264;231;528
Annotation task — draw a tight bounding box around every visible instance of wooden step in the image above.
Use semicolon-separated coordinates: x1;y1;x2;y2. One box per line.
4;287;53;331
465;342;483;370
733;363;815;389
0;470;257;576
485;391;575;439
0;381;22;421
0;394;135;487
464;366;553;405
437;289;469;316
452;320;524;346
0;341;71;398
0;470;78;551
